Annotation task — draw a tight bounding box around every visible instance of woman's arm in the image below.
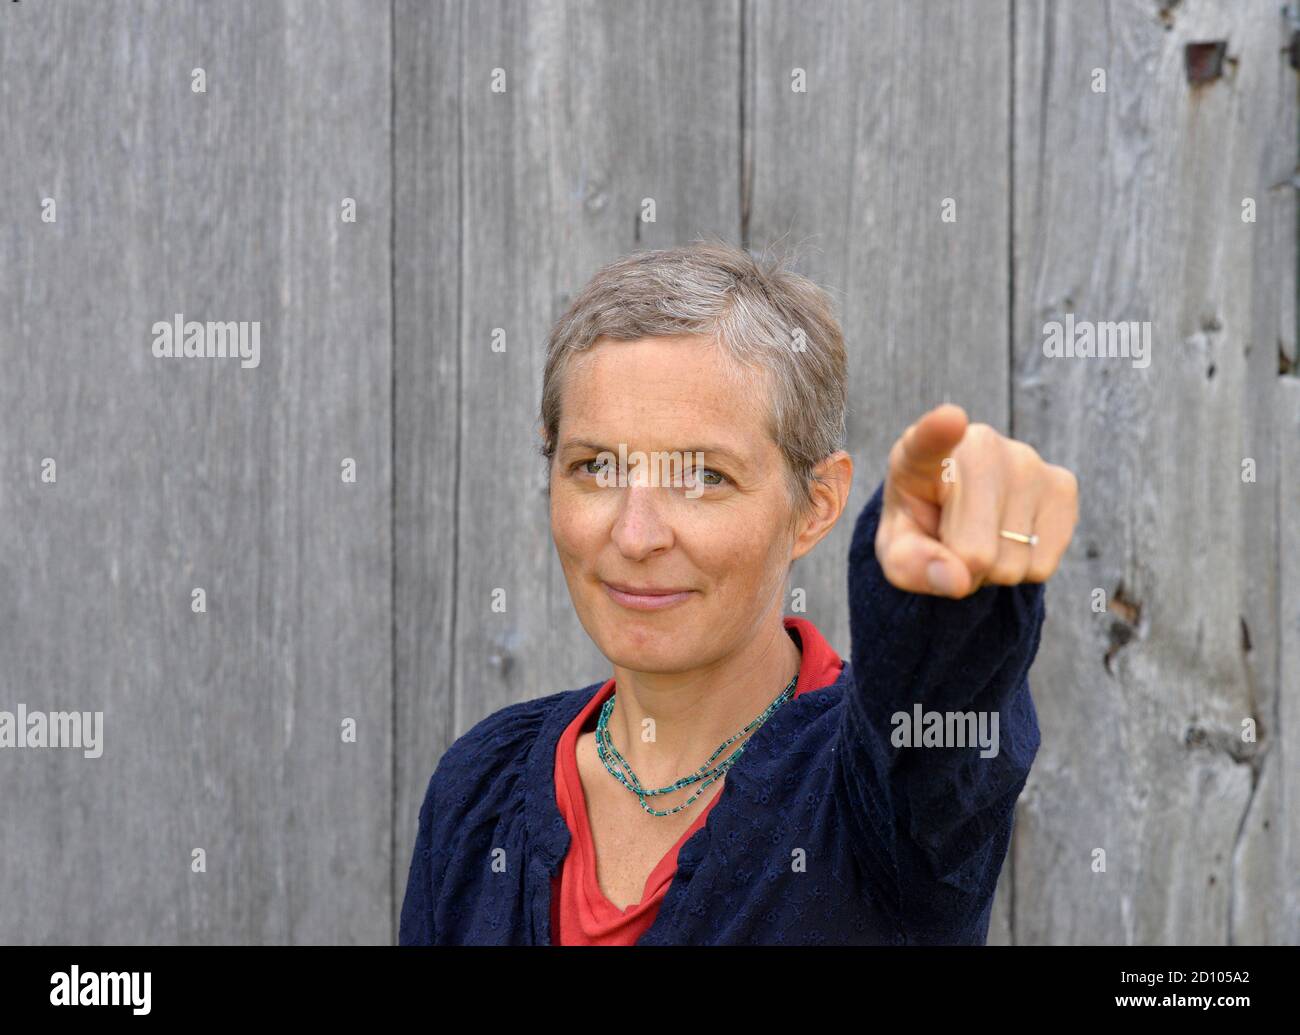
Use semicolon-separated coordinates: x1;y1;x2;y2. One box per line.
837;478;1046;941
833;404;1076;942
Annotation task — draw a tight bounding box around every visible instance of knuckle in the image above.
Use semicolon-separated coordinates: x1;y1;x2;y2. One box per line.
967;423;997;446
1008;440;1042;476
956;542;998;576
1025;559;1054;582
1055;464;1079;500
990;560;1029;585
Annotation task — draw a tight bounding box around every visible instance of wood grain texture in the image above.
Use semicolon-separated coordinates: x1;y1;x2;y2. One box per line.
745;0;1016;940
1274;377;1300;944
1;0;1294;946
0;0;392;944
1012;0;1296;944
391;0;462;943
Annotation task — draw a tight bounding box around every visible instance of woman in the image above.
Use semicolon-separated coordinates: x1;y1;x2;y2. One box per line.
399;240;1078;946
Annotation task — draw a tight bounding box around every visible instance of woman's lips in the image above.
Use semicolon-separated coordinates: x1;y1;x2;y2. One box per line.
601;582;695;611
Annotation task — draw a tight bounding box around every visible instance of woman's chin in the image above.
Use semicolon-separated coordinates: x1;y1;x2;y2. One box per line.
595;625;699;673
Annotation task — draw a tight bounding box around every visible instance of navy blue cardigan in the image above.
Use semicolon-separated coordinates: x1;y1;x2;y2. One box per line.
399;479;1045;945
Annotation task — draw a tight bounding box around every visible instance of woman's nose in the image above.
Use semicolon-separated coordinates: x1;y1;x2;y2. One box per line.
609;484;674;558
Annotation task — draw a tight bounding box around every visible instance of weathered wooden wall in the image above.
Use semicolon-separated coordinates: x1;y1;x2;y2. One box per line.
1;0;1294;945
1012;0;1298;944
0;0;392;944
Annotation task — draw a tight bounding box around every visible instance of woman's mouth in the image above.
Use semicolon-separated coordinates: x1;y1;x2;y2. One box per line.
601;582;695;611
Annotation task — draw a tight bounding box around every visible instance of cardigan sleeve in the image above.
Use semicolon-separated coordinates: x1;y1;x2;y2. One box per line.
836;477;1045;942
397;768;438;945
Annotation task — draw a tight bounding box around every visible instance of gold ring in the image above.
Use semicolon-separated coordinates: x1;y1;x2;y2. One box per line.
999;529;1038;546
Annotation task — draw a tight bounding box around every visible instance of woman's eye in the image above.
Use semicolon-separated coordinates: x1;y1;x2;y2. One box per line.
569;458;727;488
684;467;726;488
574;458;610;476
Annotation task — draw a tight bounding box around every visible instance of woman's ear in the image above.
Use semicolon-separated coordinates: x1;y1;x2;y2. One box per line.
791;451;853;562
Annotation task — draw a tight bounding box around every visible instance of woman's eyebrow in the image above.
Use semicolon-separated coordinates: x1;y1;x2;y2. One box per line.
559;439;750;472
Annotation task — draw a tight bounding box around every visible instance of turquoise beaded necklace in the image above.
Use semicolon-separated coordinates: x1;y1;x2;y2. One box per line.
594;669;799;817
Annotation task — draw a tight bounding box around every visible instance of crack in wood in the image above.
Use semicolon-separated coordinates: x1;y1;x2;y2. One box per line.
1103;581;1142;675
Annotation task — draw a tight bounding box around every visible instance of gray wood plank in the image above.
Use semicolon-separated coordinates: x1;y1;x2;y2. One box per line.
746;0;1015;940
1232;1;1300;942
1269;377;1300;944
0;0;392;944
1012;0;1294;944
392;0;462;939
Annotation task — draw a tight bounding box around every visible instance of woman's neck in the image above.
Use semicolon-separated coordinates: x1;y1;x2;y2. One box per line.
602;619;803;788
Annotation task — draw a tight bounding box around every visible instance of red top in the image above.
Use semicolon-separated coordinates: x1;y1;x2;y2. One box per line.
550;615;845;945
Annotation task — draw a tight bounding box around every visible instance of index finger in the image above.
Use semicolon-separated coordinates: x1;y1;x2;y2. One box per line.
893;403;969;483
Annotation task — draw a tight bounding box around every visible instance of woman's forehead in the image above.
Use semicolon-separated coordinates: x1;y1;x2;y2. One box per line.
564;340;766;419
559;394;767;457
557;336;774;461
574;334;749;383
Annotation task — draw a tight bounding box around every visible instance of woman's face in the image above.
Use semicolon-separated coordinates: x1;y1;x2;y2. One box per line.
548;334;814;674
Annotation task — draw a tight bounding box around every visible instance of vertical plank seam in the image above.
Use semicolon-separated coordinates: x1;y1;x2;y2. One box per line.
388;0;398;945
739;0;750;250
1288;67;1300;944
453;0;464;787
1006;0;1018;947
1007;0;1017;443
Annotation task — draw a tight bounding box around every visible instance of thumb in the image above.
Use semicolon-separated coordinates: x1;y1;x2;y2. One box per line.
878;525;975;598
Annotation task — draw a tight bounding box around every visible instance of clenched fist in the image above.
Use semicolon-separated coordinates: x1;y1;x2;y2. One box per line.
876;403;1078;598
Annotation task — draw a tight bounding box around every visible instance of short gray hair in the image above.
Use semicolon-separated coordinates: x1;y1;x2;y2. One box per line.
538;237;847;525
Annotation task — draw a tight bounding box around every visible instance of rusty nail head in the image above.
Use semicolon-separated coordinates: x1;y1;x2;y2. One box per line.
1184;40;1227;83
